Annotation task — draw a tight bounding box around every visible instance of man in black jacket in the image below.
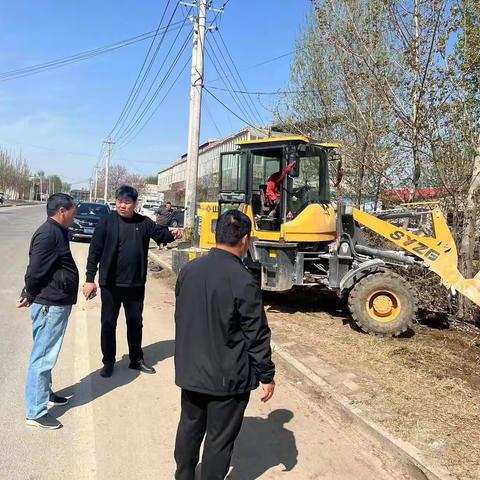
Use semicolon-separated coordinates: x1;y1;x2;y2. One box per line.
83;185;181;378
18;193;79;430
174;209;275;480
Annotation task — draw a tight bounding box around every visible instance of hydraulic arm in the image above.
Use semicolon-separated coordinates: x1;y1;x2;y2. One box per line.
353;207;480;306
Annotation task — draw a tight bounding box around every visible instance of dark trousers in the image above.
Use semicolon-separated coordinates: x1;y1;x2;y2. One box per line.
100;286;145;365
175;389;250;480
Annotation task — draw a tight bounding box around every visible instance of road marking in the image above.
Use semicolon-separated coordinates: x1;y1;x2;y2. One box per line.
72;306;98;479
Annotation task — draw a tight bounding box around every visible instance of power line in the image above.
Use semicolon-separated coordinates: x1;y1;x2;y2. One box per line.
115;42;192;148
208;47;306;84
0;138;98;158
0;22;185;82
113;8;192;142
215;30;264;125
117;56;191;148
108;0;177;137
204;85;312;95
205;36;257;127
203;96;223;138
203;86;264;134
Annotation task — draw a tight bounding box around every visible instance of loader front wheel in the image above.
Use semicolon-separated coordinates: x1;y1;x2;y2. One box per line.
348;272;417;336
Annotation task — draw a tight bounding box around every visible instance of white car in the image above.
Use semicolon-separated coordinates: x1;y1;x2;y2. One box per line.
139;203;160;221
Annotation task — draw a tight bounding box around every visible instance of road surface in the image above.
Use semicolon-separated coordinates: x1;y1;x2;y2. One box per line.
0;205;416;479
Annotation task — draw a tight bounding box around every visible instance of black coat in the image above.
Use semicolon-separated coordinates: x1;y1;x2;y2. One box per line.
174;248;275;396
156;206;175;227
22;218;79;306
86;212;174;286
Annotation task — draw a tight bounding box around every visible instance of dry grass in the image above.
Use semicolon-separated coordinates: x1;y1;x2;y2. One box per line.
266;291;480;480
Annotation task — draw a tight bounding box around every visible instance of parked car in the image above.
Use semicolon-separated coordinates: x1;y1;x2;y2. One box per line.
169;208;184;228
69;202;110;241
139;203;160;221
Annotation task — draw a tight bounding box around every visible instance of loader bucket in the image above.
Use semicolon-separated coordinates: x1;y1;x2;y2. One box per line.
352;207;480;307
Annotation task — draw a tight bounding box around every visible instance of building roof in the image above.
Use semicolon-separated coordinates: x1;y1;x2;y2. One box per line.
157;139;220;175
382;187;451;202
157;127;272;175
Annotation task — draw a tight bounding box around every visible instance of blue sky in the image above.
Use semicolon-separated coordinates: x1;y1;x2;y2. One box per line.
0;1;312;187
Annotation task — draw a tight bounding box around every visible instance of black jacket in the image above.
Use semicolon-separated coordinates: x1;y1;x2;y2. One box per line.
156;206;175;227
22;218;79;306
86;212;174;287
174;248;275;396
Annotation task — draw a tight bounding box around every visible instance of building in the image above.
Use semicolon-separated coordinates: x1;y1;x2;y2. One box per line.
140;183;165;205
157;127;283;204
70;189;90;202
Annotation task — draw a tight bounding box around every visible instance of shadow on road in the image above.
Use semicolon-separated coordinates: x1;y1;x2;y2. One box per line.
222;409;297;479
53;339;174;418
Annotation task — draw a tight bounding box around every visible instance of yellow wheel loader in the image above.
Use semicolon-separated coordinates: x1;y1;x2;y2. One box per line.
172;136;480;336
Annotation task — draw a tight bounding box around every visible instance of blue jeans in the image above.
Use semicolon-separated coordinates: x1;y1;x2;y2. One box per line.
25;303;72;419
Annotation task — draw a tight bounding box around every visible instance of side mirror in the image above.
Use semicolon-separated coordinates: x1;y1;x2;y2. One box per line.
290;161;300;178
334;159;344;187
288;145;302;178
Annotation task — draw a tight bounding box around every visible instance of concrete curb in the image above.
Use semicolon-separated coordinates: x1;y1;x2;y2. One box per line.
0;202;40;208
271;343;456;480
148;249;173;272
148;250;456;480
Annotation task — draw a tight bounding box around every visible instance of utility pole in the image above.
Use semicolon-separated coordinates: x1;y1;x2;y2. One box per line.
39;175;43;202
104;138;114;204
183;0;207;236
94;166;99;202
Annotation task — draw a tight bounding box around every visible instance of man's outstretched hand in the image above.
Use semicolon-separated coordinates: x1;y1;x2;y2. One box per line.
170;228;183;241
260;382;275;402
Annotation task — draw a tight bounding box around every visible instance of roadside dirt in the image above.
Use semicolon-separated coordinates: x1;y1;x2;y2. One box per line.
265;289;480;480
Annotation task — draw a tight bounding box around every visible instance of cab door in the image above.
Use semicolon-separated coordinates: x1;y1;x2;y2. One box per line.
219;151;248;206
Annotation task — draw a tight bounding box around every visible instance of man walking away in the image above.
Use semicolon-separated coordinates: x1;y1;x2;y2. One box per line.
155;202;176;249
174;210;275;480
18;193;79;429
83;185;181;378
155;201;175;227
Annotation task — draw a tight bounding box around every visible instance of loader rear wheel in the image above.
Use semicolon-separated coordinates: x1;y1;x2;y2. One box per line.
347;272;417;336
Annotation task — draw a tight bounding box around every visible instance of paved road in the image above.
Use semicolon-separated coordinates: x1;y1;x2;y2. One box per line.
0;206;415;479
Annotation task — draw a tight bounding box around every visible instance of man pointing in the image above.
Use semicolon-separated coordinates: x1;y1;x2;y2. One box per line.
83;185;181;378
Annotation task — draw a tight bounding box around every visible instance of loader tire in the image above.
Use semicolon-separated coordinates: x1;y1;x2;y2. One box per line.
347;272;417;336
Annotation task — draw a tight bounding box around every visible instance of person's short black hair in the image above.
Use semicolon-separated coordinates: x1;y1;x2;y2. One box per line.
166;201;172;205
115;185;138;202
46;193;75;217
215;209;252;246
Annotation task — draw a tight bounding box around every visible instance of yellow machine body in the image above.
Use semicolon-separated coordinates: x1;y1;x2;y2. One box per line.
197;201;336;247
353;207;480;307
174;136;480;335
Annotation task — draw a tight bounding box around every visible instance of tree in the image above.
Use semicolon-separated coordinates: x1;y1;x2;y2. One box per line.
95;164;146;200
279;0;480;323
276;0;400;207
47;175;63;194
0;150;31;199
144;175;158;185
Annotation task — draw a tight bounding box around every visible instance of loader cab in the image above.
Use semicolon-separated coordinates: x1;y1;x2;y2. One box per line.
219;136;337;241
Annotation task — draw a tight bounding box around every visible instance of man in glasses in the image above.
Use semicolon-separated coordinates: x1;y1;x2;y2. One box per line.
83;185;181;378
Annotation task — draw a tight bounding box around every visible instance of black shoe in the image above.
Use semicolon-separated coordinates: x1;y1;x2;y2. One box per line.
25;413;62;430
48;393;69;407
128;360;156;374
100;364;114;378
